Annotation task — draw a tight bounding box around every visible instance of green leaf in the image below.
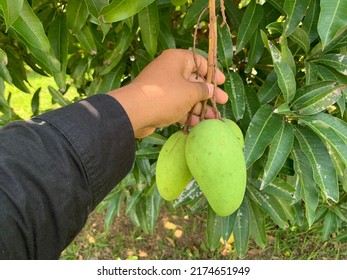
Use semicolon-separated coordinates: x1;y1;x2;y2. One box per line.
66;0;89;34
0;0;24;31
321;210;337;241
304;112;347;144
236;1;263;53
146;186;162;233
75;23;98;55
262;177;295;201
317;0;347;49
304;61;318;85
302;0;319;42
84;0;109;18
100;0;155;23
279;36;296;73
48;86;71;107
244;104;283;169
257;70;280;104
245;30;264;73
48;13;69;91
104;191;125;230
206;206;223;250
283;0;310;37
300;114;347;165
248;199;266;248
233;198;250;258
294;125;339;202
224;71;245;121
0;48;12;84
314;54;347;75
138;2;159;57
268;40;296;103
292;141;319;228
292;84;344;116
290;27;310;54
158;19;176;50
10;0;50;52
31;87;40;116
217;19;233;69
260;121;294;189
248;185;289;229
182;0;208;30
239;85;260;131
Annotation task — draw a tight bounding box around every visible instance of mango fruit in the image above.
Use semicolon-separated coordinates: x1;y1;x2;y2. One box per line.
224;119;244;148
156;131;192;201
185;119;247;216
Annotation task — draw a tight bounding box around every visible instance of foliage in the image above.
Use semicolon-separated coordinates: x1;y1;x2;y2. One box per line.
1;0;347;258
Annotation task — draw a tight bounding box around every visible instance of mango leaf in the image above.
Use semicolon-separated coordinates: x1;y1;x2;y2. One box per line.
104;191;125;230
182;0;208;30
138;2;159;58
75;24;97;55
31;87;40;116
304;61;318;85
66;0;89;34
314;54;347;75
224;71;245;121
292;84;344;115
206;206;223;250
321;210;337;241
294;125;339;203
223;0;243;31
244;104;283;169
260;122;294;189
48;86;71;107
317;0;347;49
262;177;295;201
266;0;285;13
0;48;12;84
283;0;310;37
290;27;310;54
248;199;266;248
10;0;50;52
158;19;176;50
0;0;24;31
146;186;162;233
292;142;319;227
217;19;233;69
279;36;296;73
239;85;260;131
245;30;264;73
233;198;250;258
302;0;319;42
300;114;347;165
257;70;280;104
247;185;289;229
84;0;109;18
236;1;263;53
268;40;296;103
48;13;69;91
100;0;155;23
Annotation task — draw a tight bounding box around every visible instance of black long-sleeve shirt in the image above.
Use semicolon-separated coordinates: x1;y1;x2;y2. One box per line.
0;94;135;259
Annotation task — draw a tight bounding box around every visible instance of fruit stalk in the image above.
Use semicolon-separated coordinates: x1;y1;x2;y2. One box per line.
201;0;220;121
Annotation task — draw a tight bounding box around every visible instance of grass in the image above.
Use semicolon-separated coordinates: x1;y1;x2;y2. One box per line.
3;72;347;260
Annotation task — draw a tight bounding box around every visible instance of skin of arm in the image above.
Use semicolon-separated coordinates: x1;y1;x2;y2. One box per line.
108;49;228;138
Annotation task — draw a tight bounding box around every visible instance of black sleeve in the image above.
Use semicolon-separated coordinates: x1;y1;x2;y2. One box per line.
0;94;135;259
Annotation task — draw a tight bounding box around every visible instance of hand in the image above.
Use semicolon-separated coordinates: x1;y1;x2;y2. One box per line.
108;49;228;138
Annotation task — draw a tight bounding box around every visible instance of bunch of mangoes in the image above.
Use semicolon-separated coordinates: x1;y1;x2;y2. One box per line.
156;119;247;216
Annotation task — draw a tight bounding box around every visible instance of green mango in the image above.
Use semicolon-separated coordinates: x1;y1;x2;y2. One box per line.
224;119;244;148
156;131;192;201
185;119;247;216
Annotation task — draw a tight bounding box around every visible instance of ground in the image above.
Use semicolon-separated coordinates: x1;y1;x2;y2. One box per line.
60;206;347;260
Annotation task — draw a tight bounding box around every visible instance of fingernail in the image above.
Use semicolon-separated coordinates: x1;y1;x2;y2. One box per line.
207;83;214;97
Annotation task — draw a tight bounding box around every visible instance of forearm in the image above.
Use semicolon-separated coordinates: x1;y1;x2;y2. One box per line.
0;94;135;259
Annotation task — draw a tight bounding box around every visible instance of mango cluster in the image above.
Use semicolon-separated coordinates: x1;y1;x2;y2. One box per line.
156;119;247;216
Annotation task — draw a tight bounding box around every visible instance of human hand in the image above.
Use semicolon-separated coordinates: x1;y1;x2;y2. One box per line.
108;49;228;138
